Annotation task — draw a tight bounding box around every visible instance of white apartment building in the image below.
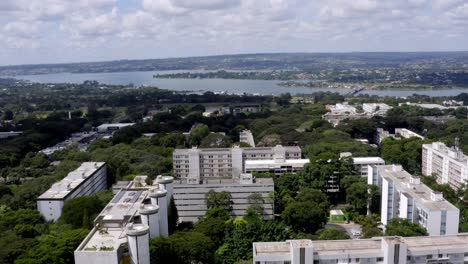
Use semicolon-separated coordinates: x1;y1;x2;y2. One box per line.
368;165;459;236
239;130;256;147
173;174;274;222
352;157;385;177
253;234;468;264
244;159;309;176
74;176;172;264
422;142;468;190
173;145;303;180
37;162;107;221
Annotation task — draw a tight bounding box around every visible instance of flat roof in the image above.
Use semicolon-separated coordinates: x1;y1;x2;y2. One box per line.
245;159;309;166
255;234;468;258
174;145;301;153
38;162;105;200
376;165;458;212
97;123;135;129
352;157;385;164
424;142;468;164
76;227;126;252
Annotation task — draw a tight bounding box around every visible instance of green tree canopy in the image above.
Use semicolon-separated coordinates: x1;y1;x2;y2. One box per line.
150;231;216;264
385;218;428;237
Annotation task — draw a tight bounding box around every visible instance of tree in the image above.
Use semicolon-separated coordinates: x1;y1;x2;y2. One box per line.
3;110;13;120
15;229;89;264
246;193;264;216
282;200;328;234
346;183;380;215
59;195;105;229
189;124;210;146
317;227;350;240
150;231;216;264
168;196;179;235
112;126;142;144
199;133;232;148
194;207;231;247
205;190;233;212
385;218;428;237
215;218;289;264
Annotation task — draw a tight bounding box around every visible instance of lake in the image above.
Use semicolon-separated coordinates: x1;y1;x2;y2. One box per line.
11;71;468;97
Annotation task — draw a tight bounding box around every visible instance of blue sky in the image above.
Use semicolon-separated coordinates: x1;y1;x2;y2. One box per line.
0;0;467;65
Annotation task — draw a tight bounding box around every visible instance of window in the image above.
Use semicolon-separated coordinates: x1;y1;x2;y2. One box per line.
376;257;384;262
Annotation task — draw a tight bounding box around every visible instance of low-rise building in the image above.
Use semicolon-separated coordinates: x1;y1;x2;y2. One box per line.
37;162;107;221
173;174;274;222
74;175;173;264
375;128;424;144
244;158;309;175
422;142;468;190
173;145;303;180
0;131;23;139
363;103;392;115
96;123;135;133
369;165;459;236
253;234;468;264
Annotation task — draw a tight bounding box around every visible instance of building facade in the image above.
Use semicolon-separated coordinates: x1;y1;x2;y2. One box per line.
368;165;459;236
74;176;173;264
352;157;385;177
422;142;468;190
173;174;274;222
239;130;256;147
253;234;468;264
173;145;303;180
37;162;107;221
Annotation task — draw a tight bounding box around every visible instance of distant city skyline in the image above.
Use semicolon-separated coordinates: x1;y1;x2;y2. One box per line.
1;0;468;65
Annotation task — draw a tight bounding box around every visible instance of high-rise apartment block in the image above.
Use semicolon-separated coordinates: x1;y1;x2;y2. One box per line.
422;142;468;190
253;235;468;264
37;162;107;221
173;145;306;180
368;165;459;236
74;175;173;264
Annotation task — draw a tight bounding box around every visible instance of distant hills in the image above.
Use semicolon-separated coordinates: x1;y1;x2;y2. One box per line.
1;52;468;76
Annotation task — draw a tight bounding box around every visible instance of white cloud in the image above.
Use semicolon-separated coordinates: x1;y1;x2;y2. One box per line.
0;0;467;64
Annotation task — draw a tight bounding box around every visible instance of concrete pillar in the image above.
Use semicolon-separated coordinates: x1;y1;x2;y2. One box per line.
139;204;160;238
126;224;150;264
149;188;168;237
156;175;174;207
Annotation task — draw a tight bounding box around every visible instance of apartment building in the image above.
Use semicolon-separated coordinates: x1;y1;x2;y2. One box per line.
253;234;468;264
173;145;303;179
173;174;274;222
422;142;468;190
369;165;459;236
74;176;172;264
352;157;385;177
37;162;107;221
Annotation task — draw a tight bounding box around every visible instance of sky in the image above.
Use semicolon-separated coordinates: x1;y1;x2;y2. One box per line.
0;0;468;65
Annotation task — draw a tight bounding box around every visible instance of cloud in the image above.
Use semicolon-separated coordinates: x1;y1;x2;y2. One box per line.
0;0;467;64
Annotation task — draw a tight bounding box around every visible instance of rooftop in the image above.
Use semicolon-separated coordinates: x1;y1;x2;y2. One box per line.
254;234;468;258
245;158;309;166
376;165;458;211
352;157;385;164
38;162;105;200
424;142;468;164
